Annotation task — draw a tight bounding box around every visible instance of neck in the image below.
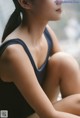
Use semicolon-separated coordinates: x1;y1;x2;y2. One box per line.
20;14;48;43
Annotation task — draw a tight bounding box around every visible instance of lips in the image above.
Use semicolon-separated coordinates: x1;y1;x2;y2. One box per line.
56;8;62;13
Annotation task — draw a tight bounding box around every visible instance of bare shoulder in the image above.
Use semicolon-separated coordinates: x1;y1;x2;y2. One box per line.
0;44;27;63
0;44;34;82
46;25;62;53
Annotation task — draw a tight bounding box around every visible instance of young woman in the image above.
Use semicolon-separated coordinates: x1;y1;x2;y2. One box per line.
0;0;80;118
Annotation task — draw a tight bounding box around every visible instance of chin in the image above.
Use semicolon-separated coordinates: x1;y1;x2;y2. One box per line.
49;14;62;21
50;17;61;21
54;17;61;21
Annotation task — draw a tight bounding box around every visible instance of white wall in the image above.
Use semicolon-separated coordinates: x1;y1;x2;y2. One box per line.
0;0;15;41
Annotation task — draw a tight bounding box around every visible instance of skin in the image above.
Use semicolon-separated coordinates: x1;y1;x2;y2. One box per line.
0;0;80;118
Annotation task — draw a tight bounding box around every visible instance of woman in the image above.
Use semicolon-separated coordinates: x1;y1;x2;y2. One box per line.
0;0;80;118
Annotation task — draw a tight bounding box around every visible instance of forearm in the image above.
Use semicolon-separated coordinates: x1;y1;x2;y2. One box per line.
27;110;80;118
54;111;80;118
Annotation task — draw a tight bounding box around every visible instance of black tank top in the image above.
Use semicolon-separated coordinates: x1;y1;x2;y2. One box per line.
0;28;53;118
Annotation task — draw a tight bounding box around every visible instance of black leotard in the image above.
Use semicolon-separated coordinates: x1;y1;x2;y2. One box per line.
0;28;53;118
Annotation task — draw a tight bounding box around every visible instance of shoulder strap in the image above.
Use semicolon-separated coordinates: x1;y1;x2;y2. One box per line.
0;39;36;70
0;28;53;69
44;28;53;55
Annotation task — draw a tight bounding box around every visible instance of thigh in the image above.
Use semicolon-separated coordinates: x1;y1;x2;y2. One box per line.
43;52;80;100
42;53;62;102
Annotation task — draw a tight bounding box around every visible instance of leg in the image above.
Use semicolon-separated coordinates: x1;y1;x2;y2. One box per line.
42;52;80;115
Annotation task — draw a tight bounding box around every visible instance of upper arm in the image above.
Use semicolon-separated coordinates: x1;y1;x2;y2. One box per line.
1;44;55;117
46;25;62;54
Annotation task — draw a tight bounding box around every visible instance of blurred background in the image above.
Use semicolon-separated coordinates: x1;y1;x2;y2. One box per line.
0;0;80;64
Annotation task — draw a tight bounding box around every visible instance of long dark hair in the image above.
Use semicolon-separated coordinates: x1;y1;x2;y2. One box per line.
2;0;23;42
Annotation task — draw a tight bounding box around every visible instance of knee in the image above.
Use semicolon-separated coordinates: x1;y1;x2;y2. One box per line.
49;52;79;72
49;52;67;66
48;52;63;72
